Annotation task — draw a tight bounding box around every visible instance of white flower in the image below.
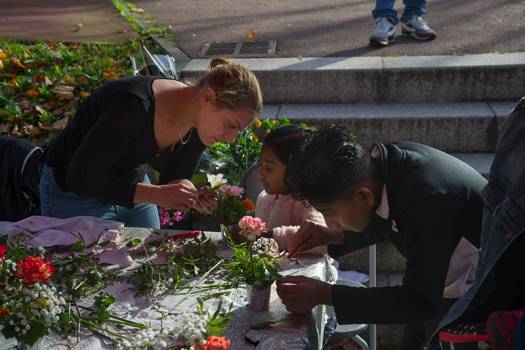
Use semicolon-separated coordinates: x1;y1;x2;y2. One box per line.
207;173;227;190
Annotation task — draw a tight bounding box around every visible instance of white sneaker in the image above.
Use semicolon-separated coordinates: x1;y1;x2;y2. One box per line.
401;15;437;41
369;17;397;47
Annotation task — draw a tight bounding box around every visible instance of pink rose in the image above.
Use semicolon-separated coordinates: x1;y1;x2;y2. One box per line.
238;216;266;241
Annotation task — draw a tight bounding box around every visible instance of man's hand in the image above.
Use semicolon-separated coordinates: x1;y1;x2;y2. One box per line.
289;220;344;258
276;275;332;314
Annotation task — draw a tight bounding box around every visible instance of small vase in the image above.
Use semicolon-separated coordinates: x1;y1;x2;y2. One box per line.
246;285;271;311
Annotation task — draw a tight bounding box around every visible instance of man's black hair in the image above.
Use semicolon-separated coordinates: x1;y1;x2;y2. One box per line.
285;125;376;204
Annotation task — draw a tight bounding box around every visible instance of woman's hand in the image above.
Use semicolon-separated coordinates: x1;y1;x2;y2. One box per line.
288;220;344;258
193;187;218;213
158;179;199;211
136;179;199;211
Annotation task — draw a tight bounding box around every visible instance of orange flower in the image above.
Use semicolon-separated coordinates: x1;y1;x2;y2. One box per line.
202;336;231;350
254;119;262;128
0;50;8;59
79;91;90;98
67;43;80;50
0;307;9;319
26;86;40;97
241;198;255;212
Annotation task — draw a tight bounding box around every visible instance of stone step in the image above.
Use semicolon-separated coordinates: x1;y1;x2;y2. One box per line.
261;101;515;153
181;53;525;104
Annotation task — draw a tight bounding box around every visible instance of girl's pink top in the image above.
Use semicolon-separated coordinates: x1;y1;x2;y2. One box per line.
255;191;327;252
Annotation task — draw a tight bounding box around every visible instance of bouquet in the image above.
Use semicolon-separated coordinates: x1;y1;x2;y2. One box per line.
0;238;145;346
0;242;67;345
192;172;255;226
225;216;282;292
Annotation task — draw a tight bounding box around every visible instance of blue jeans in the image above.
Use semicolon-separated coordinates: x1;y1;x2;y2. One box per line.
40;164;160;229
372;0;427;25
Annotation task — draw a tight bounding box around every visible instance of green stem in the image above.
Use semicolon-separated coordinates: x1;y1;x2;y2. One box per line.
77;305;147;329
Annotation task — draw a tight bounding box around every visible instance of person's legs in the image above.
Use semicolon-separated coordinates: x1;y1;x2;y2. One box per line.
400;0;427;22
39;164;119;221
372;0;398;24
370;0;398;46
117;203;160;229
116;175;160;229
400;0;436;41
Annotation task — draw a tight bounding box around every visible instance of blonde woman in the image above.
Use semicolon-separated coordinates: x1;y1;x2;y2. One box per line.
40;58;263;228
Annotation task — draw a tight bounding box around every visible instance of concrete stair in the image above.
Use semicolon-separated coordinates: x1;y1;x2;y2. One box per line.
181;53;525;104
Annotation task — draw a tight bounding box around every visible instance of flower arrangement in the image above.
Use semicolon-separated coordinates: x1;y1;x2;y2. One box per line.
192;172;255;226
225;216;282;294
0;242;67;345
0;238;145;346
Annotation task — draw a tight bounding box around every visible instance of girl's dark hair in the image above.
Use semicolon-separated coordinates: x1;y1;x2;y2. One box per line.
262;125;311;164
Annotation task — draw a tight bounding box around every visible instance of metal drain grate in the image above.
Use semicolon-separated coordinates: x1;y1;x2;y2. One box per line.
198;40;277;57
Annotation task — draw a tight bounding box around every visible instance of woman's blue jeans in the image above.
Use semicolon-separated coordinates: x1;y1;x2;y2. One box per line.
40;164;160;229
372;0;428;25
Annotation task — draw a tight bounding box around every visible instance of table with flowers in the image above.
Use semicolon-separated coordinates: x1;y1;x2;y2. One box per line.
0;219;337;350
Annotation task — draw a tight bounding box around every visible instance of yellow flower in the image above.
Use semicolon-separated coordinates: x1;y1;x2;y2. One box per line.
254;119;262;128
0;59;3;70
0;50;7;59
80;91;90;98
35;297;49;308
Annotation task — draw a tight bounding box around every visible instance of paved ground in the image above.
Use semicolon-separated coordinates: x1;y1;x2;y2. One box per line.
133;0;525;58
0;0;138;43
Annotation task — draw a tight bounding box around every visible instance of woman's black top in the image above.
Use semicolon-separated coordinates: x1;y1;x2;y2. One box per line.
44;76;206;208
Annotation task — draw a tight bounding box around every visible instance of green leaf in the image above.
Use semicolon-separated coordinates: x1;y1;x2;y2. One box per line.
71;240;85;252
191;171;208;188
126;238;142;247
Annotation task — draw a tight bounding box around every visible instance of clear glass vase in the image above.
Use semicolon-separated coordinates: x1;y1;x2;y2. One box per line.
246;285;271;311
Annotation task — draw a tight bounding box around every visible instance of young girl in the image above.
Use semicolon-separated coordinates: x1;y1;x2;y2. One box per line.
256;125;327;252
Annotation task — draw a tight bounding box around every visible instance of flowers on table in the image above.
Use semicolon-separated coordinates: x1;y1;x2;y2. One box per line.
0;243;7;260
0;244;66;345
116;303;232;350
15;255;56;285
238;216;266;241
199;336;231;350
224;216;282;310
